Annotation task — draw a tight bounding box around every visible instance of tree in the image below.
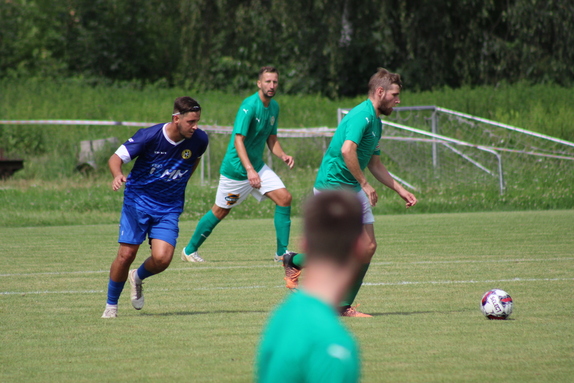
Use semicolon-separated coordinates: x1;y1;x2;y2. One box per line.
65;0;180;82
1;0;572;94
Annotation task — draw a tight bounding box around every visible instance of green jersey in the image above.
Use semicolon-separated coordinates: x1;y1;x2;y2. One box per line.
219;92;279;180
256;290;360;383
315;99;382;192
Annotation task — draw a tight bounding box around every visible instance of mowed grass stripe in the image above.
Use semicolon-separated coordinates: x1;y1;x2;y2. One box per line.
1;256;573;278
3;277;574;296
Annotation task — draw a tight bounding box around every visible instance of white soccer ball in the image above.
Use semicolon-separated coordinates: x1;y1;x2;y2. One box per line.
480;289;513;320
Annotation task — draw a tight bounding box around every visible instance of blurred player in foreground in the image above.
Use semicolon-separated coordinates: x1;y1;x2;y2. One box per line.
101;97;208;318
181;66;295;263
257;190;365;382
282;68;417;317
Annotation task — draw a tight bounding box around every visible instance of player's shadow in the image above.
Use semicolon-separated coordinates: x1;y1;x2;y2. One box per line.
140;309;267;317
369;309;472;316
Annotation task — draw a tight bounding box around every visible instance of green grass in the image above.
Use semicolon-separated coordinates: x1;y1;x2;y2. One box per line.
2;170;573;228
1;210;573;382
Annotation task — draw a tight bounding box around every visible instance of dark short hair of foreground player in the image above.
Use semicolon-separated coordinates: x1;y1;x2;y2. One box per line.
256;190;366;383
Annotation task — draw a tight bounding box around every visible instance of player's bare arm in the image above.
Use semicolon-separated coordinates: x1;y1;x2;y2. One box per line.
234;134;261;189
267;135;294;169
108;154;127;191
341;140;378;206
367;155;417;208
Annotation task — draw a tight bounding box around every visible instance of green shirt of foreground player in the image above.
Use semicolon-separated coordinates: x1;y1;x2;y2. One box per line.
315;99;382;192
220;92;279;181
257;290;360;383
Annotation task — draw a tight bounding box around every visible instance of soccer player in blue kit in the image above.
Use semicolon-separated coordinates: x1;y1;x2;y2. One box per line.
101;97;209;318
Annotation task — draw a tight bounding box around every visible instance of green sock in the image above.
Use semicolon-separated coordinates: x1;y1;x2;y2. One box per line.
184;210;221;254
274;205;291;255
292;253;305;269
341;263;370;307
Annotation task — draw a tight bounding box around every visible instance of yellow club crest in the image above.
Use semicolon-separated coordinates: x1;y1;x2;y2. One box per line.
182;149;192;159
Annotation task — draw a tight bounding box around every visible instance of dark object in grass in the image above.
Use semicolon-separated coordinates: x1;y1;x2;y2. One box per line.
0;148;23;179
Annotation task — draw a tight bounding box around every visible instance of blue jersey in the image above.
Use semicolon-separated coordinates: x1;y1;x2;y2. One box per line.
115;123;208;214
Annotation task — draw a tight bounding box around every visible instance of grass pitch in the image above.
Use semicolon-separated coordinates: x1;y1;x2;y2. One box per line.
1;210;573;382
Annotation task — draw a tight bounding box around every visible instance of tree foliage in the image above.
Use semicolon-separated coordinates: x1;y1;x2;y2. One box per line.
1;0;572;96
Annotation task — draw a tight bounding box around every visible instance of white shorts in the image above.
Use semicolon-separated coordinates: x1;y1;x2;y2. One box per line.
313;188;375;225
215;164;286;209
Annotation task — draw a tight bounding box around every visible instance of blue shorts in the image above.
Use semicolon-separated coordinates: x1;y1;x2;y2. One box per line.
118;204;180;247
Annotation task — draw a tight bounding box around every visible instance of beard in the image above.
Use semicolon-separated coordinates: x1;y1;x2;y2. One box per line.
379;105;393;116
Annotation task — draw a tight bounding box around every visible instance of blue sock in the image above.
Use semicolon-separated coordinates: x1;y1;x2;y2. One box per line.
137;263;155;281
106;279;125;305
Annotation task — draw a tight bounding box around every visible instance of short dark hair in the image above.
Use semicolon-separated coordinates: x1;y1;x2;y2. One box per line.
303;190;363;265
173;96;201;115
368;67;402;95
258;66;279;79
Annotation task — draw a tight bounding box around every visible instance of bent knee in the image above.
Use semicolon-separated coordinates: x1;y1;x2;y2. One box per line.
116;246;138;265
154;256;172;270
281;192;292;206
212;205;231;220
273;189;292;206
364;241;377;261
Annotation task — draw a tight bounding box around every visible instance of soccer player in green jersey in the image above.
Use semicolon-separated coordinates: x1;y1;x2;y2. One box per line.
181;66;295;262
283;68;417;317
257;190;365;383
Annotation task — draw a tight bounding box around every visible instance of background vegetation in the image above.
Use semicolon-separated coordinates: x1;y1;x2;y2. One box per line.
1;0;573;97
